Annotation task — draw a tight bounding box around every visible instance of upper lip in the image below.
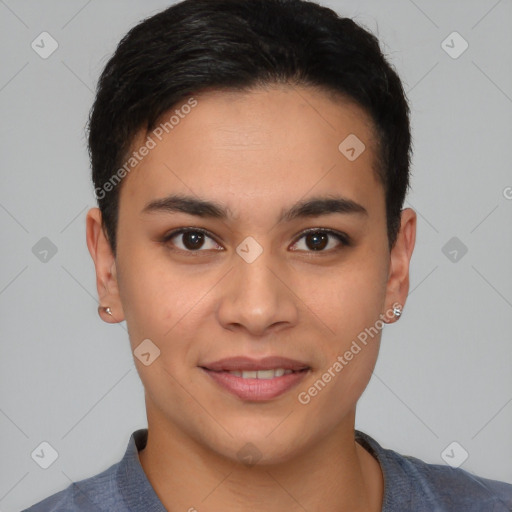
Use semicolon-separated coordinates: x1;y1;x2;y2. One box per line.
200;356;310;372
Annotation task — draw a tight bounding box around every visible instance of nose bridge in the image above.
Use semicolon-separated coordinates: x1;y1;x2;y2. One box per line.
234;239;280;307
236;245;276;294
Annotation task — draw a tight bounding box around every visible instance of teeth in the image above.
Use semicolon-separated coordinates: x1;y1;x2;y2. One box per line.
225;368;294;379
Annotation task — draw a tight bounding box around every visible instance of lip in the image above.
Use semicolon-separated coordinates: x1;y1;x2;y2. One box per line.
200;356;310;372
199;356;311;402
200;367;310;401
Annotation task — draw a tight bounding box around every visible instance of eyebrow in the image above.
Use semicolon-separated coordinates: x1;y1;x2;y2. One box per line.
141;194;368;222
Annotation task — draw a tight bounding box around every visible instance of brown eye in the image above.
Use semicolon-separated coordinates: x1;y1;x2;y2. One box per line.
291;229;350;252
163;228;223;252
304;232;329;251
181;231;205;250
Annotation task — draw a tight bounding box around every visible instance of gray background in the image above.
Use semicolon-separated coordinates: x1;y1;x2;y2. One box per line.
0;0;511;510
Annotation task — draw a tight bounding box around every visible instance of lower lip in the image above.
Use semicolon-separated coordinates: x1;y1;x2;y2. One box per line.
201;368;309;401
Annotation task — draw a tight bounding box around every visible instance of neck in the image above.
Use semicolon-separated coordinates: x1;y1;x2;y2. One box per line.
138;408;383;512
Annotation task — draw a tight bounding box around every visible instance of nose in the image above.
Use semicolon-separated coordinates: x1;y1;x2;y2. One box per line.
216;246;299;337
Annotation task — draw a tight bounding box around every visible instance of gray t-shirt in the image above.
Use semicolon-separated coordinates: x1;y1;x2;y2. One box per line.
23;428;512;511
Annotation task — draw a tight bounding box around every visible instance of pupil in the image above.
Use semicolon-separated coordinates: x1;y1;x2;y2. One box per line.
307;232;327;251
183;231;204;250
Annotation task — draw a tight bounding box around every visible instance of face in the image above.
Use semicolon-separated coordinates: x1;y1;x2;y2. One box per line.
87;85;416;464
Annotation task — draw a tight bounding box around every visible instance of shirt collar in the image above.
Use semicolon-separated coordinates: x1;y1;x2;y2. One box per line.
355;429;398;511
116;428;167;511
116;428;392;511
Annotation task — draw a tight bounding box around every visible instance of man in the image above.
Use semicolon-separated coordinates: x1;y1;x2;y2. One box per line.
25;0;512;510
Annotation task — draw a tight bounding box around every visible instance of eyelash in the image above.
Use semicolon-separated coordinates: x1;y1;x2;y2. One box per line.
161;227;352;255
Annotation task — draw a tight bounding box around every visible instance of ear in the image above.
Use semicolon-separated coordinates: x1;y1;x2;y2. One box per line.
86;207;125;323
383;208;416;323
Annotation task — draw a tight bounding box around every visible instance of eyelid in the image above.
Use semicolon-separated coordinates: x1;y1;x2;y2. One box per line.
163;226;214;239
161;226;352;253
290;227;351;250
162;227;223;249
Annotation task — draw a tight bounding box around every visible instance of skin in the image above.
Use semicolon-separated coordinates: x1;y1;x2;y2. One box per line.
86;85;416;512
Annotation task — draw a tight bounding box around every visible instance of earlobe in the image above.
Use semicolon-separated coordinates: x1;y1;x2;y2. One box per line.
383;208;417;323
86;207;125;324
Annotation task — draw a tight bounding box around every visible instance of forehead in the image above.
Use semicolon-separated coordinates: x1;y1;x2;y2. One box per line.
118;86;383;218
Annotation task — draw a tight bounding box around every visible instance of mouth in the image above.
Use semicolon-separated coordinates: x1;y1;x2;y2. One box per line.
203;367;308;379
199;356;311;401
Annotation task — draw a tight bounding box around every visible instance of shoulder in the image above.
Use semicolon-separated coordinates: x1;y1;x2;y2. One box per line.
356;430;512;511
22;461;122;511
392;449;512;511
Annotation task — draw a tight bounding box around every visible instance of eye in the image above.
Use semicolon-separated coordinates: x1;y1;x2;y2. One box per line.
290;229;351;252
162;228;223;252
161;227;350;254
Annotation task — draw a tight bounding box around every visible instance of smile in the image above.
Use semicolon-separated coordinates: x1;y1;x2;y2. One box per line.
200;367;310;401
216;368;295;379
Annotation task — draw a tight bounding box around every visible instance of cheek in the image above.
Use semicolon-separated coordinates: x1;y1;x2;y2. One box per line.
116;247;180;342
117;248;214;367
301;315;382;414
296;335;380;439
304;249;387;383
308;272;386;345
335;248;388;316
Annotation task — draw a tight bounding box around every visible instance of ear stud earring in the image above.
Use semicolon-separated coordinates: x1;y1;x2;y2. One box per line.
98;306;113;317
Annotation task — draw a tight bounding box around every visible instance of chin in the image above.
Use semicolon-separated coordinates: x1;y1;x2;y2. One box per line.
205;421;312;467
